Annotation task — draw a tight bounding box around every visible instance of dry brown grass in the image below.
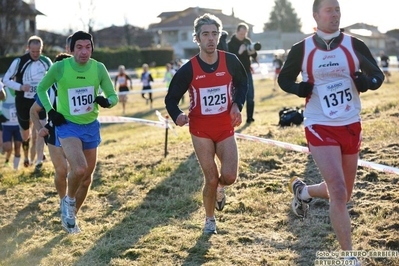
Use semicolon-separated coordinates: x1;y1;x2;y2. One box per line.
0;74;398;266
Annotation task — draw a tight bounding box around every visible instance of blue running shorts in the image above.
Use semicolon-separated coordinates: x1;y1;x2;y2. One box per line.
56;119;101;150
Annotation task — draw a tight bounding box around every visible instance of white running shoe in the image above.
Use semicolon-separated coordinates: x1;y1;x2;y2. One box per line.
203;218;217;234
288;177;312;218
60;197;78;234
215;187;226;211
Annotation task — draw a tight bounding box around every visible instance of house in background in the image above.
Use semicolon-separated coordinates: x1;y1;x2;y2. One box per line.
344;23;399;58
251;31;310;51
252;23;395;57
37;30;71;52
94;25;153;49
0;0;43;55
3;3;397;62
146;7;395;61
147;7;254;59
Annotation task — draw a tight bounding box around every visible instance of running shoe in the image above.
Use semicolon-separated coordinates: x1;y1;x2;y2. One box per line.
60;197;78;234
23;158;30;168
288;177;312;218
215;186;226;211
203;218;217;234
70;222;81;234
35;162;43;172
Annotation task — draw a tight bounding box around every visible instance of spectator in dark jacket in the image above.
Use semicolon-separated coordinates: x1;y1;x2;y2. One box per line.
228;23;257;124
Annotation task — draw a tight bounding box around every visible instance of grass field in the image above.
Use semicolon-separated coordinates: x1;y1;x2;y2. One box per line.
0;73;398;266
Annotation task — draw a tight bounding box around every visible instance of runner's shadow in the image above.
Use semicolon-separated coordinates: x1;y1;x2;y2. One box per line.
181;234;212;266
0;190;58;262
74;152;205;265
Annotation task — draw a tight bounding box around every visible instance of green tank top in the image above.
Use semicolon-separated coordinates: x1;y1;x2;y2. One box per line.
57;58;100;124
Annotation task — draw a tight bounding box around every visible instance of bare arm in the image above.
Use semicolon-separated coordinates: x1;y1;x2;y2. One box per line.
30;102;49;137
0;87;5;100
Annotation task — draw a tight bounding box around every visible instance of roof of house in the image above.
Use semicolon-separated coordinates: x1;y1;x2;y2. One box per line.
344;23;386;38
22;2;44;16
93;25;153;48
2;1;44;16
149;7;250;30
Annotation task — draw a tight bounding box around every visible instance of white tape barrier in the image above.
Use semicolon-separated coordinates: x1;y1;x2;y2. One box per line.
235;133;310;154
98;115;399;176
155;110;177;136
98;116;166;129
118;87;168;95
357;159;399;175
235;133;399;176
98;113;178;136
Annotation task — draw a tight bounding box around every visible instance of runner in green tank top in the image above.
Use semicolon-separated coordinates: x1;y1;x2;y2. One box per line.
37;31;118;234
37;54;117;124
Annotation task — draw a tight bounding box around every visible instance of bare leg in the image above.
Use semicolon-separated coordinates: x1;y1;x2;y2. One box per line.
307;144;358;250
30;127;37;164
191;135;218;218
48;144;68;199
59;137;87;201
216;136;238;186
191;135;238;217
34;119;46;165
21;128;30;163
75;148;97;212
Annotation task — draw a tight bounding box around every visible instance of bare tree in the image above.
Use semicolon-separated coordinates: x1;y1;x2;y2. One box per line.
123;16;133;46
78;0;96;34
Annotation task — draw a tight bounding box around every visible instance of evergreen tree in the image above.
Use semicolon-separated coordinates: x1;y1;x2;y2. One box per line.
264;0;302;33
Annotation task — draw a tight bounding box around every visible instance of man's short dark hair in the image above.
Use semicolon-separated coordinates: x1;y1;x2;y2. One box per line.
70;31;94;52
54;52;72;62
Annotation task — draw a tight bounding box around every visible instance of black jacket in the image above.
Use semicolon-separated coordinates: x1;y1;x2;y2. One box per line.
228;34;257;73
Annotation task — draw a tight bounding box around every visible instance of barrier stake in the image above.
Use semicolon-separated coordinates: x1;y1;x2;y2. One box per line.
164;115;169;158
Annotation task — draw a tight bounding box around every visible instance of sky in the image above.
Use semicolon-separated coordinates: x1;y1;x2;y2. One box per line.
33;0;399;35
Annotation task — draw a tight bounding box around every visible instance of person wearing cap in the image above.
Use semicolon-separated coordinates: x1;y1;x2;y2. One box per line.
36;30;118;234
